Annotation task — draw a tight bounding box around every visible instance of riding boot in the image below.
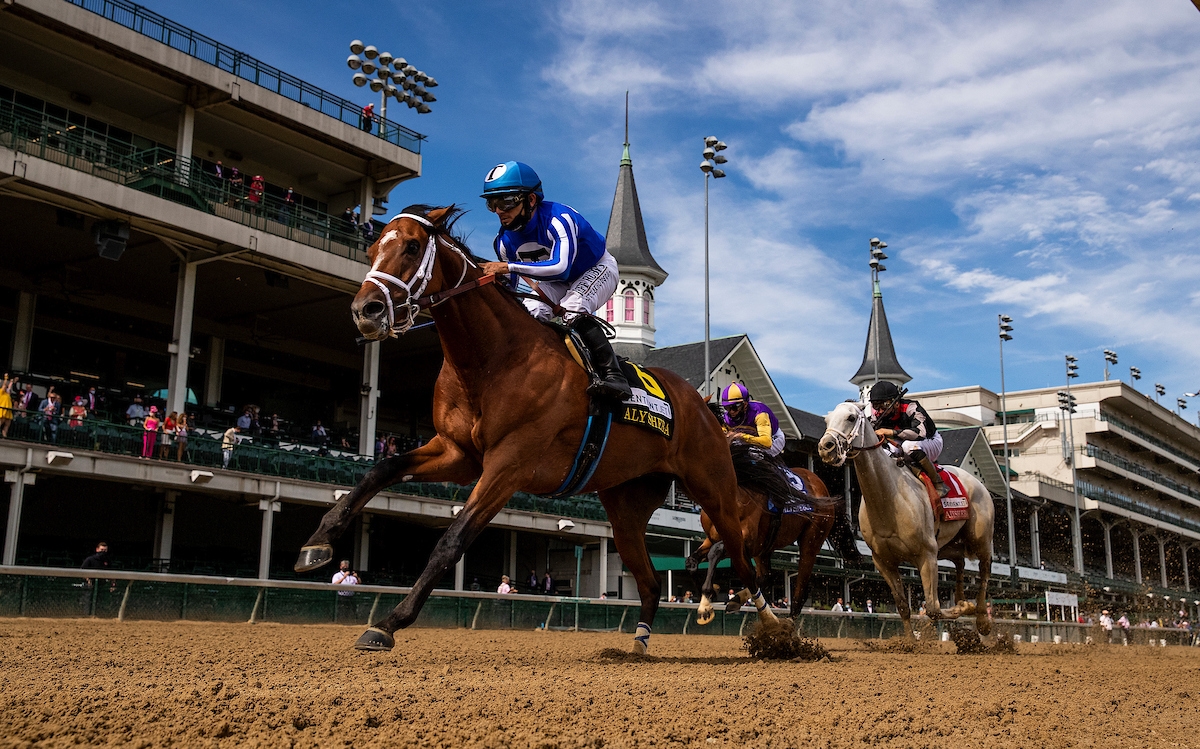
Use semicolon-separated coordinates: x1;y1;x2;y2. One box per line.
913;451;948;498
571;315;632;401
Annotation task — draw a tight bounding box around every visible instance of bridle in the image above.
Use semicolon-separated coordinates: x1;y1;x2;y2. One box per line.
822;403;887;466
361;213;476;336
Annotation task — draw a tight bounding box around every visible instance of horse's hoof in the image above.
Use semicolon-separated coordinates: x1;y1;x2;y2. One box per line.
294;544;334;573
632;639;648;656
724;600;744;613
978;620;992;636
696;610;715;626
354;627;395;651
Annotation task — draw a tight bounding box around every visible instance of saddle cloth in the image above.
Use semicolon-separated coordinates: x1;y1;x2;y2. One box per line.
562;330;674;440
919;467;970;522
764;469;813;514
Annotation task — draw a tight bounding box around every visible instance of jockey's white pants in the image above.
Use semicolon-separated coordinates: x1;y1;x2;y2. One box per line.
900;432;943;462
769;428;786;457
523;252;618;322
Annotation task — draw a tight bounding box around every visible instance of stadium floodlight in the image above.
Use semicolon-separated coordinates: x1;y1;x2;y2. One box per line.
346;40;438;125
1130;366;1141;385
700;134;731;398
1065;354;1079;379
1063;353;1083;574
1103;349;1118;381
1179;397;1188;414
1155;383;1166;403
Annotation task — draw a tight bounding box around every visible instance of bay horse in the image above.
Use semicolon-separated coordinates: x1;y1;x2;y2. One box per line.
293;205;778;652
817;401;994;636
685;443;861;624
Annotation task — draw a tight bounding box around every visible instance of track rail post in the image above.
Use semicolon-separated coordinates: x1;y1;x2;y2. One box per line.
117;582;132;621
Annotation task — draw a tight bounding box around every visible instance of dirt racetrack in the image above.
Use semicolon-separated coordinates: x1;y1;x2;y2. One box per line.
0;618;1197;748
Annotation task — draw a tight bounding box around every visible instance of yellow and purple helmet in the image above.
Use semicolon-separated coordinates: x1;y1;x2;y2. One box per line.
720;382;751;407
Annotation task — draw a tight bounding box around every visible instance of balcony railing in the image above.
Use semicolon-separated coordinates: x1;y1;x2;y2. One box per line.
1076;480;1200;535
0;100;370;263
1085;445;1200;503
1098;410;1199;469
1;413;609;523
65;0;422;153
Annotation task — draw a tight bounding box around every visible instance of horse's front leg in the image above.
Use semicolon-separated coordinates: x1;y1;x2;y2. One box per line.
917;551;946;622
295;436;478;572
873;554;912;637
355;461;520;651
695;540;725;626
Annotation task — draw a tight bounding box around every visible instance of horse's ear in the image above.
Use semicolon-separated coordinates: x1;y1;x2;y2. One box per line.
426;204;457;228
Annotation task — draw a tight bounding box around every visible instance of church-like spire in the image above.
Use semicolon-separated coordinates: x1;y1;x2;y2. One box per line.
606;93;666;284
850;280;911;388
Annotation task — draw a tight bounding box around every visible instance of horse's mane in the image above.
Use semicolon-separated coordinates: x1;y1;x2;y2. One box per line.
400;203;491;265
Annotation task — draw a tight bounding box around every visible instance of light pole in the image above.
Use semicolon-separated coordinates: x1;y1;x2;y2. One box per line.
998;314;1016;567
1155;383;1166;404
869;238;889;387
1103;349;1117;381
347;40;437;129
1187;393;1200;426
1178;397;1188;417
700;136;727;397
1063;355;1082;574
1129;367;1141;388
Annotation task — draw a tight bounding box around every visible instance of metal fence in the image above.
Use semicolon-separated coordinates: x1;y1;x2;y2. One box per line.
65;0;422;153
0;100;370;262
2;567;1194;646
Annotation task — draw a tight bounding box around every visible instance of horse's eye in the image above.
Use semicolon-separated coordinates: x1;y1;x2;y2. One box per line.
405;239;421;256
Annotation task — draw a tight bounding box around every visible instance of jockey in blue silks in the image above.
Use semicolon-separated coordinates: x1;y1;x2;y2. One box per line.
478;161;631;401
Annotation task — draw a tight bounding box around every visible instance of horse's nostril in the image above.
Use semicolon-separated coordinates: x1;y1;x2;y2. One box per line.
363;301;385;318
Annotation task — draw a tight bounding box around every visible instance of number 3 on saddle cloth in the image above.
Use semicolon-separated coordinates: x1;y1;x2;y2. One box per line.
545;330;675;499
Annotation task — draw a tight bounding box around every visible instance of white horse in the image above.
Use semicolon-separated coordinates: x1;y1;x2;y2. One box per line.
817;401;994;636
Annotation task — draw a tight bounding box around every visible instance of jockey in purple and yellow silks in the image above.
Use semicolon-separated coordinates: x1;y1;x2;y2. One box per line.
719;383;785;457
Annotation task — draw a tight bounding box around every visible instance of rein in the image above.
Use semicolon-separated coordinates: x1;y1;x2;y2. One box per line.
826;405;887;463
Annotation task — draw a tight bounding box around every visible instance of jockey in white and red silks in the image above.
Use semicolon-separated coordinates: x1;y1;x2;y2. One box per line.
867;380;948;498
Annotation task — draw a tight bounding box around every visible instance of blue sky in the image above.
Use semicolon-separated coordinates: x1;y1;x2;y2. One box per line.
156;0;1200;417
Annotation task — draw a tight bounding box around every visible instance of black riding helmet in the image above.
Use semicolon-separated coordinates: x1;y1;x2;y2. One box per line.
868;381;905;418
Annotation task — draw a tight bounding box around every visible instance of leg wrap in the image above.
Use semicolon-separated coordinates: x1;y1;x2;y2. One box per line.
634;622;652;650
752;589;770;613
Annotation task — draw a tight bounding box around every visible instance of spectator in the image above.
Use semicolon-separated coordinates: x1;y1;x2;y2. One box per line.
360;102;375;133
125;395;145;427
222;425;239;469
469;577;481;592
542;571;554;595
683;591;694;603
332;560;360;621
18;383;37;415
81;541;115;592
228;168;243;202
280;187;296;225
236;408;252;431
497;575;512;594
375;434;386;457
85;386;101;414
175;413;189;461
68;396;87;428
0;373;15;437
159;411;176;458
311;420;328;445
268;413;280;439
865;599;875;614
1099;609;1113;643
40;392;61;443
831;597;846;612
248;176;264;214
361;218;375;243
141;406;160;459
527;569;539;591
727;587;737;603
386;436;398;457
213;160;224;181
342;207;357;236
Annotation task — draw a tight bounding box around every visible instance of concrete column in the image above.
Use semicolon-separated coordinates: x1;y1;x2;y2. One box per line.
508;530;518;581
1132;531;1142;585
3;470;33;566
204;337;224;408
599;538;608;598
152;491;177;569
454;556;465;591
1159;537;1168;589
175;104;195;182
358;342;381;456
359;176;375;229
1030;508;1041;569
1103;522;1113;580
8;291;35;372
166;261;197;416
354;514;370;573
257;497;280;580
1183;546;1190;592
807;453;814;472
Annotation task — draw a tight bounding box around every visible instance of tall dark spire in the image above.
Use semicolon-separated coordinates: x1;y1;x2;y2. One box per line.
606;93;667;284
850;278;911;388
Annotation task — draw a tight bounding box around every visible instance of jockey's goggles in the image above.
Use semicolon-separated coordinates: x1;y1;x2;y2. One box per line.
486;193;527;213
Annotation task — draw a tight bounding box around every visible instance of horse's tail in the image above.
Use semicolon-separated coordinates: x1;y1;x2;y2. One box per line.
830;503;863;567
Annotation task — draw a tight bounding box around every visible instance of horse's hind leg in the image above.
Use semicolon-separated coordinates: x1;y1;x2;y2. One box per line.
974;547;992;635
684;536;711;606
598;475;672;654
295;436;476;572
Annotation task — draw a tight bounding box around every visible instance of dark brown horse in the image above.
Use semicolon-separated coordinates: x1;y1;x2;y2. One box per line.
685;444;861;623
293;205;778;652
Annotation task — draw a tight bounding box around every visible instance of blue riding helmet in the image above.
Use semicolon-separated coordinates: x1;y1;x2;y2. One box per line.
481;161;543;198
